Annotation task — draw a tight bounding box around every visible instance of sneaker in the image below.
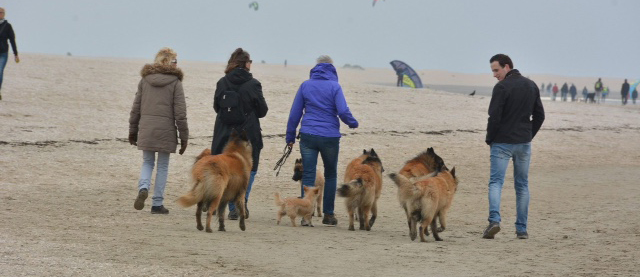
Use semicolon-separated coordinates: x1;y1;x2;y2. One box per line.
228;209;239;220
516;231;529;239
151;205;169;214
134;188;148;210
482;222;501;239
322;214;338;226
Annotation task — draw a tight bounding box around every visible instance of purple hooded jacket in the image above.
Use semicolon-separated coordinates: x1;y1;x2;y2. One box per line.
286;63;358;144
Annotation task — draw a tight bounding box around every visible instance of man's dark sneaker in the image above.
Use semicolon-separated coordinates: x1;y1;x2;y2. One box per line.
482;222;501;239
228;209;239;220
322;214;338;226
134;188;148;210
151;205;169;214
516;231;529;239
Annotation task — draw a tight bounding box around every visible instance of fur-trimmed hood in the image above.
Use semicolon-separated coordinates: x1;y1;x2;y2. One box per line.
140;64;184;87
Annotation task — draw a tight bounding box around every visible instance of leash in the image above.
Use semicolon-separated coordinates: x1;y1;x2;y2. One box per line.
273;144;293;176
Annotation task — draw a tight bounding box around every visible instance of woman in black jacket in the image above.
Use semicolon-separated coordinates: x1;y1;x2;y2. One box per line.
211;48;268;220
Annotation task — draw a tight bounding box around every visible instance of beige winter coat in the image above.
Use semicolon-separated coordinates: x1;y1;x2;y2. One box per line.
129;64;188;153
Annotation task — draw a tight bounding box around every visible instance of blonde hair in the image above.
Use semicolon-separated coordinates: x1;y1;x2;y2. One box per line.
316;55;333;64
154;47;177;66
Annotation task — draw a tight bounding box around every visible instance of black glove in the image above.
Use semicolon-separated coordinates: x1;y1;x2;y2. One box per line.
179;140;188;155
129;133;137;146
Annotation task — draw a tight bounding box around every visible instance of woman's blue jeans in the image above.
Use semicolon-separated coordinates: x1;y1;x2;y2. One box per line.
488;142;531;233
228;170;257;212
0;52;9;89
138;151;171;207
299;132;340;216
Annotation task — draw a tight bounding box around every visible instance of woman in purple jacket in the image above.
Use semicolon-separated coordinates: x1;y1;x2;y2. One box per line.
286;55;359;226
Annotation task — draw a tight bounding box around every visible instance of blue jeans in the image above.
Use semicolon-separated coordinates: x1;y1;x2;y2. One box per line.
138;150;171;207
228;170;257;212
0;52;8;89
299;132;340;215
488;142;531;233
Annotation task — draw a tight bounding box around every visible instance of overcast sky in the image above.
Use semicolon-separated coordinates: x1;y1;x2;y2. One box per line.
4;0;639;78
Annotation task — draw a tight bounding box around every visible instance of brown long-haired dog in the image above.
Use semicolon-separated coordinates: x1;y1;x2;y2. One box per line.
274;186;321;227
177;129;253;233
388;168;458;242
337;149;384;231
292;158;324;217
398;147;447;180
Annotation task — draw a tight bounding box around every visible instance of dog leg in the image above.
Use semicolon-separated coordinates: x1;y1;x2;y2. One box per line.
437;210;447;232
196;201;204;231
431;219;443;241
276;209;285;225
358;207;365;230
237;198;246;231
409;217;418;241
362;206;372;231
289;215;297;227
217;201;227;232
348;208;355;231
316;194;322;217
369;201;378;229
419;219;431;242
305;214;314;227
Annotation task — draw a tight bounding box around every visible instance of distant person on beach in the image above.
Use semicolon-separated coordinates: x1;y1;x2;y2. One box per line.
546;82;552;97
621;79;629;105
632;87;638;104
396;71;403;87
552;83;559;101
285;55;359;226
560;82;569;101
602;86;609;103
540;83;545;93
0;7;19;101
284;59;287;67
211;48;269;220
129;48;189;214
483;54;545;240
582;86;589;102
594;78;604;104
569;83;577;102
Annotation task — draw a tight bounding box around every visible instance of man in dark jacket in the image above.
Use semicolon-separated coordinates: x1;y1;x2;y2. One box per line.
560;82;569;101
0;7;19;101
483;54;545;240
621;79;630;105
569;83;577;102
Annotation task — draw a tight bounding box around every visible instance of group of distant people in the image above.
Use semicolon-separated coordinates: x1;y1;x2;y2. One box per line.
542;78;637;105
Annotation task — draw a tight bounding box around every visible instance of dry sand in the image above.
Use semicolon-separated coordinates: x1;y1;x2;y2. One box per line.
1;54;639;276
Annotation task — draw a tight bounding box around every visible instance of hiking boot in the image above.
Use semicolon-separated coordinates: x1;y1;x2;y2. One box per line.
482;222;501;239
228;209;239;220
516;231;529;239
322;214;338;226
133;188;148;210
151;205;169;214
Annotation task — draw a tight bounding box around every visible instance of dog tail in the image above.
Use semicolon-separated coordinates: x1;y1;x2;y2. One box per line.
388;173;412;188
177;169;217;208
274;192;284;207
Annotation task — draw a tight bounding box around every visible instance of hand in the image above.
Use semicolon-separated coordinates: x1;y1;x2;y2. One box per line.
15;55;19;63
287;142;294;148
128;133;137;146
179;140;188;155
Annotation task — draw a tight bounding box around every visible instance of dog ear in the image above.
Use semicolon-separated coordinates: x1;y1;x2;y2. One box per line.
296;158;301;163
240;130;249;141
450;167;456;178
363;149;368;154
230;128;238;139
370;148;377;157
427;147;434;154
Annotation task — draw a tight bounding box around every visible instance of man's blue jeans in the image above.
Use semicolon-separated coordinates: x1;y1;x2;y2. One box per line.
0;52;8;89
488;142;531;233
299;132;340;216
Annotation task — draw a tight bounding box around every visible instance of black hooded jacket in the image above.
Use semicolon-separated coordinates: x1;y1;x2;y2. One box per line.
211;67;268;171
0;21;18;55
486;69;545;145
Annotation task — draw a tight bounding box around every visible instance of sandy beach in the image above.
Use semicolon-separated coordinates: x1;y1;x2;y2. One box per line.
1;54;639;276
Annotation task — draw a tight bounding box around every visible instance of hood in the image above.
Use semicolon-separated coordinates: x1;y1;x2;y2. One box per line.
226;67;253;85
141;64;184;87
309;63;338;82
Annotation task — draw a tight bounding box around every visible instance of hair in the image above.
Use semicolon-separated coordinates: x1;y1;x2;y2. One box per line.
316;55;333;64
154;47;177;66
489;54;513;69
225;48;251;74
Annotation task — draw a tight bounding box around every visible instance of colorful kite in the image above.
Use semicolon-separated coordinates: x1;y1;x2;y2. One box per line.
390;60;424;88
249;1;259;11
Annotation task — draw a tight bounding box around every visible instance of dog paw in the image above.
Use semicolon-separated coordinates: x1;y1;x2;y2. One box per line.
410;233;417;241
437;227;445;232
366;226;371;231
309;224;314;227
206;228;213;233
197;225;204;231
348;226;355;231
218;227;226;232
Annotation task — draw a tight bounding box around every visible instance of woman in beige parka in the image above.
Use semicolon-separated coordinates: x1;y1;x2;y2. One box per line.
128;47;188;214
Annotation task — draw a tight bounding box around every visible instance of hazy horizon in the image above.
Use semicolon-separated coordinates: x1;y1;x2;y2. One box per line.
4;0;640;78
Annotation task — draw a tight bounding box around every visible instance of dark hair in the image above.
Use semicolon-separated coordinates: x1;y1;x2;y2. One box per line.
489;54;513;69
225;48;251;74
